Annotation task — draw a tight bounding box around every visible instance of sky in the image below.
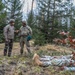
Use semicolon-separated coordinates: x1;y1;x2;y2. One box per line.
21;0;37;19
21;0;75;12
74;0;75;4
21;0;75;19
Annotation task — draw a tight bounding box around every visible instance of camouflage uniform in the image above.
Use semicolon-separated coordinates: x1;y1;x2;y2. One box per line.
19;25;32;55
3;21;15;57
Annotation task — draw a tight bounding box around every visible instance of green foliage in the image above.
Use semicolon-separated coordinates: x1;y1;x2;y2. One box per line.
70;13;75;38
37;50;48;56
26;11;47;45
34;31;46;46
59;71;75;75
0;0;7;43
0;0;75;44
7;0;22;29
34;0;74;45
0;34;4;43
0;0;4;10
33;66;42;74
27;11;34;27
36;0;61;43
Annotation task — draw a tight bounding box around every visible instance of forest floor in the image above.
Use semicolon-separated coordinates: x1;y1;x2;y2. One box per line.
0;41;75;75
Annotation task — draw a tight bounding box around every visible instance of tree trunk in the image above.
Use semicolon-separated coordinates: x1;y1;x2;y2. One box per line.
31;0;34;15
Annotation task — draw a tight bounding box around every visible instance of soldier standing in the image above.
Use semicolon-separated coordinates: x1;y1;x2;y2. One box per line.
19;21;32;55
3;19;15;57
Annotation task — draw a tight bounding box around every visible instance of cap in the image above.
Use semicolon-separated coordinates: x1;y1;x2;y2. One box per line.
22;20;26;24
9;19;15;23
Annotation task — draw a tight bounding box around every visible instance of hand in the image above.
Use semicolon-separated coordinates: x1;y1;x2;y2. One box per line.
15;30;19;33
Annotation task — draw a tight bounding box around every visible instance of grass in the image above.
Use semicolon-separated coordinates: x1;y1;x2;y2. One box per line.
0;42;75;75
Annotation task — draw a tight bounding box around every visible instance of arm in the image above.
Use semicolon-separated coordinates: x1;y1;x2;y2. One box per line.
17;27;22;37
14;30;20;33
3;26;9;41
27;26;32;35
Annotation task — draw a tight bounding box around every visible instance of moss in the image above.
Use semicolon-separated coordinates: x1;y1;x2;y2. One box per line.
33;66;42;73
59;71;75;75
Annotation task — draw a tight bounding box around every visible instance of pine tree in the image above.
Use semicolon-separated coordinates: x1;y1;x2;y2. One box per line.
0;0;7;42
70;8;75;38
70;20;75;38
35;0;74;44
4;0;23;29
27;11;35;27
36;0;61;43
27;0;35;27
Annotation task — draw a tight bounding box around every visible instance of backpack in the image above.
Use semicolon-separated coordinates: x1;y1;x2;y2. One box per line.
27;35;32;41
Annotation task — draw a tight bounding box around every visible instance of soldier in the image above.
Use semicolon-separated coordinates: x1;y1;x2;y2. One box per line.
19;21;32;55
3;19;16;57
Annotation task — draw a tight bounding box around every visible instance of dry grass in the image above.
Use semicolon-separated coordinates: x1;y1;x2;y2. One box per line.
0;42;75;75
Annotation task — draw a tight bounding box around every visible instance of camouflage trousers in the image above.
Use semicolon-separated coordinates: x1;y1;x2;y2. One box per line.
4;39;13;57
20;37;31;55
